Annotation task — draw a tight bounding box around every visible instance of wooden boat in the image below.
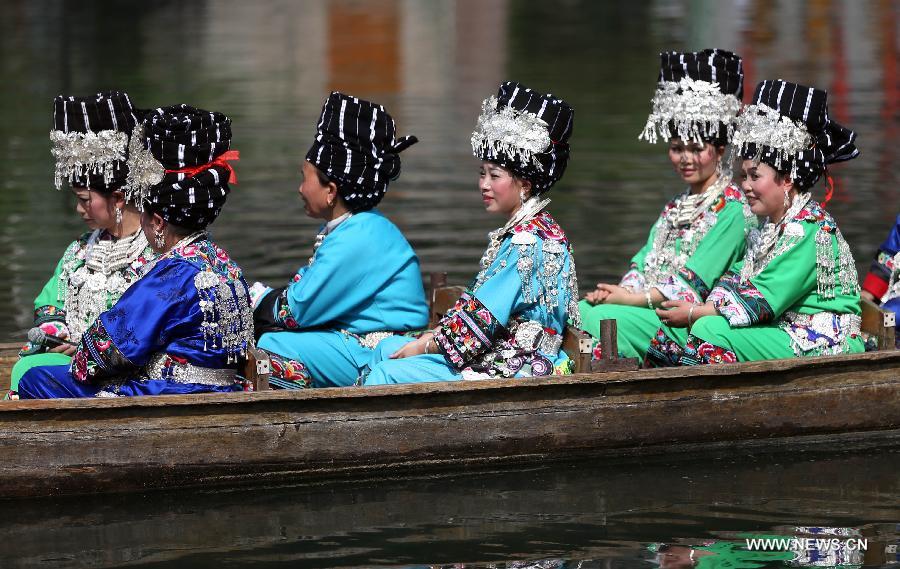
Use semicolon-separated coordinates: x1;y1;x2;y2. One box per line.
1;346;899;498
0;282;896;499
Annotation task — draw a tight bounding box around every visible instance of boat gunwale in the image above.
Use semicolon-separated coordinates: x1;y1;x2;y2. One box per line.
2;349;898;413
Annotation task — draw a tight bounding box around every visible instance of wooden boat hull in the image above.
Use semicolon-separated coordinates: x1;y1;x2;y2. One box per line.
1;350;899;498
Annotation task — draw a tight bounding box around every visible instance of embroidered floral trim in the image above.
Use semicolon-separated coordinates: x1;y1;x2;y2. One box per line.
34;305;66;325
644;327;685;368
778;310;861;357
50;129;128;190
434;291;506;369
678;266;711;300
885;251;900;304
72;319;133;383
619;265;646;293
708;271;775;327
262;350;312;388
471;95;551;172
473;209;580;328
18;319;72;357
639;77;742;144
273;288;299;329
680;334;738;365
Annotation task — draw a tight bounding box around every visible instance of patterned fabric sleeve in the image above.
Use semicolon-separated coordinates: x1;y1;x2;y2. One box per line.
19;251;72;356
70;260;200;382
862;215;900;299
707;271;774;327
709;222;821;327
434;237;529;370
663;200;752;303
433;291;508;369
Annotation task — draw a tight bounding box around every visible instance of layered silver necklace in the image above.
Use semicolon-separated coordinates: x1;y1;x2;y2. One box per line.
741;192;812;282
643;174;730;286
474;196;550;290
62;228;151;342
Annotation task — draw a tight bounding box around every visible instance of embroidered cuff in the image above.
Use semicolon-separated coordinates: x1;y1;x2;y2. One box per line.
862;272;889;299
434;291;507;370
708;271;774;327
34;305;66;326
619;265;646;293
71;319;133;383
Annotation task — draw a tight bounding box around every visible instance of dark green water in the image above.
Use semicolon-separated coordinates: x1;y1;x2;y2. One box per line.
1;1;899;566
2;443;899;568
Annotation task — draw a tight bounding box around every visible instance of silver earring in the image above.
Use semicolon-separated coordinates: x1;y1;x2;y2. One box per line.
154;230;165;249
783;189;791;209
115;207;123;225
520;189;527;204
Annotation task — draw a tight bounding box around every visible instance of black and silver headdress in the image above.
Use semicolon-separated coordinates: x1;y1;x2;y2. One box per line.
125;104;237;229
305;92;417;212
732;80;859;191
639;49;743;145
50;91;141;192
471;81;574;194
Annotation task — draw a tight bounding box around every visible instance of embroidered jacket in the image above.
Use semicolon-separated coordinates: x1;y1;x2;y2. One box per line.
707;198;862;356
621;184;756;303
433;211;579;378
71;238;254;385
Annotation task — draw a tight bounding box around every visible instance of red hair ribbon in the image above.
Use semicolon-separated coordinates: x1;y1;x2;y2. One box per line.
822;174;835;207
166;150;240;184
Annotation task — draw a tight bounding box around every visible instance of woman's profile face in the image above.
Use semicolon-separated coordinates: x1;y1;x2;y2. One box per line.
298;161;333;219
71;187;116;230
478;161;528;217
668;139;722;187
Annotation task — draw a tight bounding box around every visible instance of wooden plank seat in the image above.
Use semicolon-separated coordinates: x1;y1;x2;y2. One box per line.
861;297;897;351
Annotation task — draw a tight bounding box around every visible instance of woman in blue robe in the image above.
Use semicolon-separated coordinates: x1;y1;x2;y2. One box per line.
365;82;580;385
251;92;428;389
861;214;900;347
18;105;253;398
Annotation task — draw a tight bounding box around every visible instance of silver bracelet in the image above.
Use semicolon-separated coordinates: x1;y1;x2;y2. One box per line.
688;304;697;329
645;290;654;310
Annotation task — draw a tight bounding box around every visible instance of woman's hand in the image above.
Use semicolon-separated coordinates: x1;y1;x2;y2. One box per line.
584;283;612;305
595;283;645;306
656;300;694;328
49;343;77;356
390;333;434;360
861;289;878;303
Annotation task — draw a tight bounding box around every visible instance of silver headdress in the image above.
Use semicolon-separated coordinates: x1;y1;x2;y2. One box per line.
50;130;128;190
639;77;742;144
122;124;165;207
471;95;552;173
730;102;813;181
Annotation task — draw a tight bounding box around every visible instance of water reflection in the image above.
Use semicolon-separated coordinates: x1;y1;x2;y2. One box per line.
2;443;899;568
0;0;898;342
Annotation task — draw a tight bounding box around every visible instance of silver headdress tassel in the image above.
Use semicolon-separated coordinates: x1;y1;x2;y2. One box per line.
639;77;742;144
471;96;552;172
730;102;814;181
122;124;165;207
50;130;128;190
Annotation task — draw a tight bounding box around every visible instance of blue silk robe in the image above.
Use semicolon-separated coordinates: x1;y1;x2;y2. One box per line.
256;210;429;388
18;238;254;398
365;210;580;385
